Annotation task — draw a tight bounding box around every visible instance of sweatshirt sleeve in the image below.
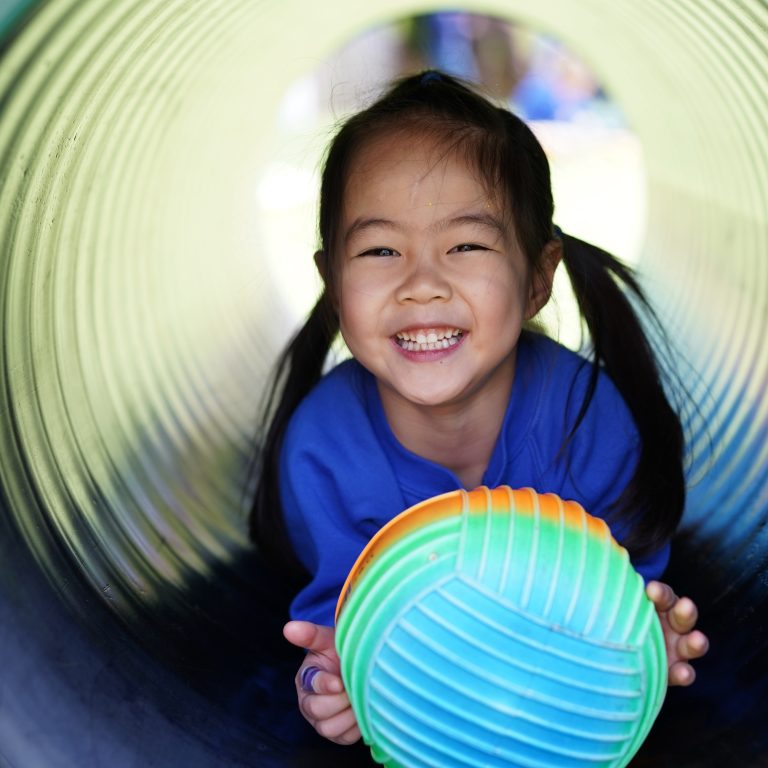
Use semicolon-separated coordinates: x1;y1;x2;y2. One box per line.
278;363;406;626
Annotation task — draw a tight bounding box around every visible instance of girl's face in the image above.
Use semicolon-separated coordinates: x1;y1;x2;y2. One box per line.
336;133;548;413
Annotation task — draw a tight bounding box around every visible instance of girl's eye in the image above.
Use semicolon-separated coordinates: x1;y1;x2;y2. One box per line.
450;243;487;253
360;247;399;257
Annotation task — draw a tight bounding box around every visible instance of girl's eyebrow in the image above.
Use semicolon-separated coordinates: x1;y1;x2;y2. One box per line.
436;212;506;235
344;211;505;243
344;217;401;243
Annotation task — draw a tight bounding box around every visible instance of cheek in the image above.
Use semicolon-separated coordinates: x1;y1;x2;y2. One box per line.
339;266;392;319
341;263;391;297
465;261;530;309
338;292;376;342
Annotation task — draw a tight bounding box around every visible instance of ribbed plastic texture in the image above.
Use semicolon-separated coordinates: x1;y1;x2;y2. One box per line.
336;486;667;768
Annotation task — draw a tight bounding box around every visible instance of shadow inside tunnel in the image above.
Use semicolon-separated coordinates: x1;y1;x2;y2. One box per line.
174;531;768;768
633;529;768;767
142;526;768;767
139;546;381;767
2;487;767;767
0;490;378;767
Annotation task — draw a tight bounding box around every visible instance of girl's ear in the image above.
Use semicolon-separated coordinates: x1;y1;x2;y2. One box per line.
314;249;339;311
525;238;562;320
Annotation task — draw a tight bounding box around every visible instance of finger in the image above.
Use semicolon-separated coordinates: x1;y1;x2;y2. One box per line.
668;596;698;634
668;660;696;686
284;621;336;655
302;691;352;722
313;705;360;742
297;666;344;696
677;629;710;661
335;723;362;746
646;581;677;612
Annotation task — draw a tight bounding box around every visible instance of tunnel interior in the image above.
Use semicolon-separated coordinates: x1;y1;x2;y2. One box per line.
0;1;767;766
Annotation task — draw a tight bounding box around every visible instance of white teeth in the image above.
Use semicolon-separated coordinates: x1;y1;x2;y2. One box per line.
395;330;462;352
395;328;462;343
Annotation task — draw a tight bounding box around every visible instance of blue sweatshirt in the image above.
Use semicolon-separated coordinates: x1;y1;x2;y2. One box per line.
280;331;669;625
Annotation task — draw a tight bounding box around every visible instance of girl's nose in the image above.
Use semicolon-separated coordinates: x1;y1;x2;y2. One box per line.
394;255;452;304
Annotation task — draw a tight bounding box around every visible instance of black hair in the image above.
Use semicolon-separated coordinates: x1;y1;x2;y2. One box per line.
249;70;685;581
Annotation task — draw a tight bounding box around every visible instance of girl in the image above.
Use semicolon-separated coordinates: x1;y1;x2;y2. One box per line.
250;70;709;745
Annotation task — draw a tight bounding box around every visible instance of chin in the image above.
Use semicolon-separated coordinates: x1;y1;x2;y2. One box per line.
398;386;466;408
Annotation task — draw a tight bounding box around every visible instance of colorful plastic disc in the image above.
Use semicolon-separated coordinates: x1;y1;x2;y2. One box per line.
335;486;667;768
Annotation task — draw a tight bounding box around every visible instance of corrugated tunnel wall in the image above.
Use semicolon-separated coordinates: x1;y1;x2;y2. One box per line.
0;1;766;766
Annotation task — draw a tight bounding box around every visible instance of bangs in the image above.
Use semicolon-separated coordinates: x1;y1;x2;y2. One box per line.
320;77;554;272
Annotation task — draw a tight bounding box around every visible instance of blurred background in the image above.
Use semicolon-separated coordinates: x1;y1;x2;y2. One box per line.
0;1;765;766
258;12;646;351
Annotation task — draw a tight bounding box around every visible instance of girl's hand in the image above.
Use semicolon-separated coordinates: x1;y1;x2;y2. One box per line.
283;620;361;745
646;580;710;686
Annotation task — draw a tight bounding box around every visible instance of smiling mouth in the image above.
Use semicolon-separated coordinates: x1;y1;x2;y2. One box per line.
394;328;464;352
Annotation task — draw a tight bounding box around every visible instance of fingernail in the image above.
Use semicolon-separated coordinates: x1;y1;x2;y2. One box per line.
300;666;321;693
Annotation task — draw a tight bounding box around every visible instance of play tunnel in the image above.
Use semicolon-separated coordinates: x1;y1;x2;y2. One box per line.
0;0;766;765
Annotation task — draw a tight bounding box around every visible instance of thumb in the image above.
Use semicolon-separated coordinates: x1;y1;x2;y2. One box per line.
284;620;337;654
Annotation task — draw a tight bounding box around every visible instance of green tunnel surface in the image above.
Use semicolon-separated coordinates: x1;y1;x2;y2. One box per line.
2;0;766;619
0;0;766;764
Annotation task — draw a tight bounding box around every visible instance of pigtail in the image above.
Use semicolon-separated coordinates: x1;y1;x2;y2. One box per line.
249;290;338;585
559;232;685;556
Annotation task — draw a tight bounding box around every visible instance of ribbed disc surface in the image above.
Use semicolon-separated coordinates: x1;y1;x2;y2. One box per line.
336;486;666;768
